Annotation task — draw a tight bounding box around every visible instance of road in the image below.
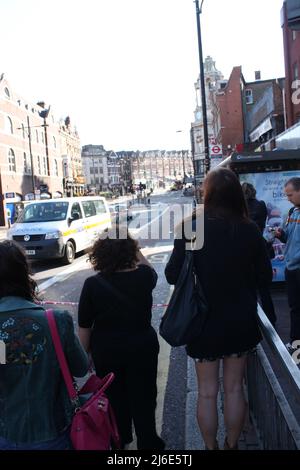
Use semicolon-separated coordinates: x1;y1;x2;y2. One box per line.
31;189;194;450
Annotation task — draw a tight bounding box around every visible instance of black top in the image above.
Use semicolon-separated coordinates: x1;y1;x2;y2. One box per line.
165;212;273;359
78;264;159;363
246;198;267;233
78;264;157;333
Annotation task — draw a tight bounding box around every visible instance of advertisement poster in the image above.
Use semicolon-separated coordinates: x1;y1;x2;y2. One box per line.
240;170;300;282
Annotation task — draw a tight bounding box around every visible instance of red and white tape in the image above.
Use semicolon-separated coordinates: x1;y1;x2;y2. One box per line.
37;300;168;309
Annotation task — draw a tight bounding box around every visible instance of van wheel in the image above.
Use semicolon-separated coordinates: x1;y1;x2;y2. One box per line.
63;241;75;264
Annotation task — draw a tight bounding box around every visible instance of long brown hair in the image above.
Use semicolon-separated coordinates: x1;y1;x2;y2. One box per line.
204;168;248;220
0;240;38;301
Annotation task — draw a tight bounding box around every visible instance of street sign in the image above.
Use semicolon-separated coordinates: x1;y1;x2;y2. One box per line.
209;144;222;157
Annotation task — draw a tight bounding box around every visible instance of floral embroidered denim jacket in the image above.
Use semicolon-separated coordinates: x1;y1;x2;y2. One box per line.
0;296;89;444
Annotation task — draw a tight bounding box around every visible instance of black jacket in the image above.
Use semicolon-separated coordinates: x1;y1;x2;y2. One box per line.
165;212;273;359
246;198;267;233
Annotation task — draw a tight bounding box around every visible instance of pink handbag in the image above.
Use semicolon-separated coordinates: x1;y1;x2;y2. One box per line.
46;309;120;450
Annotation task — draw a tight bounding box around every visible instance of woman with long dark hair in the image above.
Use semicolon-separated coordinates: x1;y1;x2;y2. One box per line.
165;168;272;450
0;241;88;450
78;230;164;450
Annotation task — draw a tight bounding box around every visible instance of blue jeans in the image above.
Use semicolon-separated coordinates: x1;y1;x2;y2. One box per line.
0;430;72;450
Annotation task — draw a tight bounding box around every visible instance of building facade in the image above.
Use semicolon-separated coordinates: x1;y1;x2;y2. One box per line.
81;144;109;192
59;117;84;196
243;78;285;150
281;0;300;128
131;149;193;189
0;76;82;225
191;56;224;178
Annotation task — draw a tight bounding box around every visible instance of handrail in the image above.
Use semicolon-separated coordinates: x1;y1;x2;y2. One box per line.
246;304;300;449
257;304;300;395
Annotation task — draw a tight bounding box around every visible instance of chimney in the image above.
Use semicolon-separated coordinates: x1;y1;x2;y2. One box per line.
255;71;261;81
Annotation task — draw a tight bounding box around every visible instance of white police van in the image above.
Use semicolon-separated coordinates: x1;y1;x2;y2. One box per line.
7;197;111;264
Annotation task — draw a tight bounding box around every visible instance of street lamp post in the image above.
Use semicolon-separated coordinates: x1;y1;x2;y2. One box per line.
38;107;51;176
175;130;187;182
194;0;210;174
26;116;36;199
190;127;197;191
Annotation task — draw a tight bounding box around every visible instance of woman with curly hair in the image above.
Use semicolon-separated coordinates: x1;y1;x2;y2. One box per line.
0;240;88;450
78;230;164;450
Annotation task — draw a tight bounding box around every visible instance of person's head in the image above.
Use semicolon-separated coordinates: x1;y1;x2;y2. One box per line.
0;240;37;301
203;168;248;219
89;229;139;274
241;182;256;200
284;177;300;207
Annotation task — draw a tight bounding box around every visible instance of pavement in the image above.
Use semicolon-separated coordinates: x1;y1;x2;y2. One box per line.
0;227;8;240
185;357;260;450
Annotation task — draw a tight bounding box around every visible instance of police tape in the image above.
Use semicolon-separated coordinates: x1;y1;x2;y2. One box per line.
37;300;169;308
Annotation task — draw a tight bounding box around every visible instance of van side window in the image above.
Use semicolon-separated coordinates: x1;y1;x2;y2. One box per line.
71;202;82;219
94;200;106;215
82;201;96;218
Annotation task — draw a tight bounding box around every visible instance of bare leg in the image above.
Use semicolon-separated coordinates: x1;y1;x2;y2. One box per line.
223;356;247;448
195;360;220;449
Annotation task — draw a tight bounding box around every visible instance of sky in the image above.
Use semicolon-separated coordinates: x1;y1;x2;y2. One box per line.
0;0;285;151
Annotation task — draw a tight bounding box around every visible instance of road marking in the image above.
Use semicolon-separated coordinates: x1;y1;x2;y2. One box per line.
156;286;173;435
37;256;90;292
130;206;169;235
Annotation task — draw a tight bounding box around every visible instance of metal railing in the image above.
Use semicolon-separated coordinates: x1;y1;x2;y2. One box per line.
247;304;300;449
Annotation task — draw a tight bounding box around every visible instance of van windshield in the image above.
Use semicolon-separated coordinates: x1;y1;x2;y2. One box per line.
17;202;69;223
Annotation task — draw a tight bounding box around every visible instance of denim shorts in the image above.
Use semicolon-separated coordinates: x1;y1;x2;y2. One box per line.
0;430;72;450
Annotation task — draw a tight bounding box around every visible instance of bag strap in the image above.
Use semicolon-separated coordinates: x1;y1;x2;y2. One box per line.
45;309;78;403
95;274;134;311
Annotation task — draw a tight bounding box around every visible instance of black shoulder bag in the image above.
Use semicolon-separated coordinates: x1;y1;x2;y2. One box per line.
159;249;208;347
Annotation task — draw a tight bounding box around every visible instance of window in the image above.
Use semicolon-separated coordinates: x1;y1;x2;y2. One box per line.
8;149;16;172
43;156;47;175
71;202;82;219
37;156;41;175
23;152;28;173
6;116;13;134
94;200;106;214
53;136;56;148
21;123;26;139
82;201;96;218
292;30;297;41
54;159;58;176
294;63;299;81
245;89;253;104
20;202;69;223
4;87;10;99
36;129;39;143
41;131;44;144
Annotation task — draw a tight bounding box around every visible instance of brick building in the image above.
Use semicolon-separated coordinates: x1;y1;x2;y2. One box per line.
216;66;245;155
244;78;285;150
281;0;300;127
0;76;82;226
